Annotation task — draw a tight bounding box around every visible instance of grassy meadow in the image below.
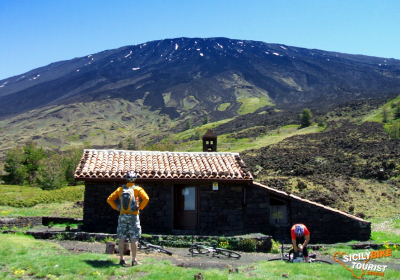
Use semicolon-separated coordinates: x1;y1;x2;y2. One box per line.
0;201;82;219
0;185;84;208
1;185;400;279
0;185;84;219
1;234;400;280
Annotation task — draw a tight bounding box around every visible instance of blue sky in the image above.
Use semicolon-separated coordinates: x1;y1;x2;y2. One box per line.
0;0;399;80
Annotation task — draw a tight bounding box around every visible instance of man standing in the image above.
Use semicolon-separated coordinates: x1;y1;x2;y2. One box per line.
107;171;149;266
291;223;311;262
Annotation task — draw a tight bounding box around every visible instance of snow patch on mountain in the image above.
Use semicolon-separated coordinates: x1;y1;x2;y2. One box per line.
125;51;132;58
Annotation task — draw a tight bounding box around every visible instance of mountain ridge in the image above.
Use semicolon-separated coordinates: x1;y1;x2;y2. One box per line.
1;37;400;122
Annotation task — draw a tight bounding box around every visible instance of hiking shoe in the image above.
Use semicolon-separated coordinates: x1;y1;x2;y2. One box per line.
119;260;127;265
132;260;142;266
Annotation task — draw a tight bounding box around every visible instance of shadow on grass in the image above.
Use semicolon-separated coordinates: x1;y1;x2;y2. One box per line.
84;260;117;268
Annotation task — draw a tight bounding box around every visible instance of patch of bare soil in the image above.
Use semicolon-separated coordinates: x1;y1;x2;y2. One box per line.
47;240;335;269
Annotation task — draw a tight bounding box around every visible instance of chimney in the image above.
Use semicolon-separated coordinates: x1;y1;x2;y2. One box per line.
202;129;217;152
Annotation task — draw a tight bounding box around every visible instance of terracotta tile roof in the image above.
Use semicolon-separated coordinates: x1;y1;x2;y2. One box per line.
74;149;253;181
253;182;370;224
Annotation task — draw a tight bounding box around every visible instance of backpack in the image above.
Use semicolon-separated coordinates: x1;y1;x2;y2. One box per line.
116;185;139;214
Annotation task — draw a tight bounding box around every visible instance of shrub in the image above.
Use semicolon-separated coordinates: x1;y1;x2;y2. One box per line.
218;241;232;249
87;236;97;242
103;236;116;243
238;238;263;252
1;210;12;217
382;241;400;251
51;233;66;241
270;239;281;253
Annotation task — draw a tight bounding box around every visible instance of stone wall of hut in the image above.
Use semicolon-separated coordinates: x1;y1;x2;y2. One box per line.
82;181;370;243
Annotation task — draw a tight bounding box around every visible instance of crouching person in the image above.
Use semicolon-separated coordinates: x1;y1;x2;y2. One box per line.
291;223;311;262
107;171;149;266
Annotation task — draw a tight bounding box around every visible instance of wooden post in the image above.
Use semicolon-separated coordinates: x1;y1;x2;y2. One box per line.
124;242;130;255
105;242;115;254
113;242;131;255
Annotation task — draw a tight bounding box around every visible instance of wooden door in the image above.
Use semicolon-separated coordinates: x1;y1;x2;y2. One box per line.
174;185;198;229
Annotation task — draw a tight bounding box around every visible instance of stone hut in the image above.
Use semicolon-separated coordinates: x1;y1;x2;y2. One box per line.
74;143;370;243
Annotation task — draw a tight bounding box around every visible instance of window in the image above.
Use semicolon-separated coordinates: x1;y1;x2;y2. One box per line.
270;197;288;225
182;186;196;210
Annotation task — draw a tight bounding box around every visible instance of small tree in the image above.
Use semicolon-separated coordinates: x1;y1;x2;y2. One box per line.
394;105;400;120
202;116;209;125
194;128;202;140
300;109;313;128
390;122;400;139
1;147;26;185
148;141;176;152
23;142;46;184
316;116;326;127
382;106;389;123
36;153;66;190
126;137;142;150
62;147;83;185
185;120;191;131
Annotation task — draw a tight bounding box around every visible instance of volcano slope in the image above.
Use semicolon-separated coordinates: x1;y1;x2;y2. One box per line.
242;120;400;219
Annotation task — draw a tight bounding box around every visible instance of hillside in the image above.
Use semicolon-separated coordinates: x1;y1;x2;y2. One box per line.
1;37;400;124
1;37;400;164
239;96;400;219
1;38;400;219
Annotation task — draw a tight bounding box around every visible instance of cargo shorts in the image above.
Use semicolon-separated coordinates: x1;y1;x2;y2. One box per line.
117;214;141;239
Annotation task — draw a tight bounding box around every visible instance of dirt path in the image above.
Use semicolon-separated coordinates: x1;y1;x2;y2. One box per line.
47;240;335;269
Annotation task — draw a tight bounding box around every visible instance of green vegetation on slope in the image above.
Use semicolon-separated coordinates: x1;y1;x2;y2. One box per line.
0;201;83;218
363;95;400;138
174;123;321;153
237;96;273;115
170;118;234;142
218;102;231;111
0;185;84;207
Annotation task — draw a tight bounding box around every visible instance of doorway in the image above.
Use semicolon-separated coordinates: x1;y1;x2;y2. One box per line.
174;185;198;229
